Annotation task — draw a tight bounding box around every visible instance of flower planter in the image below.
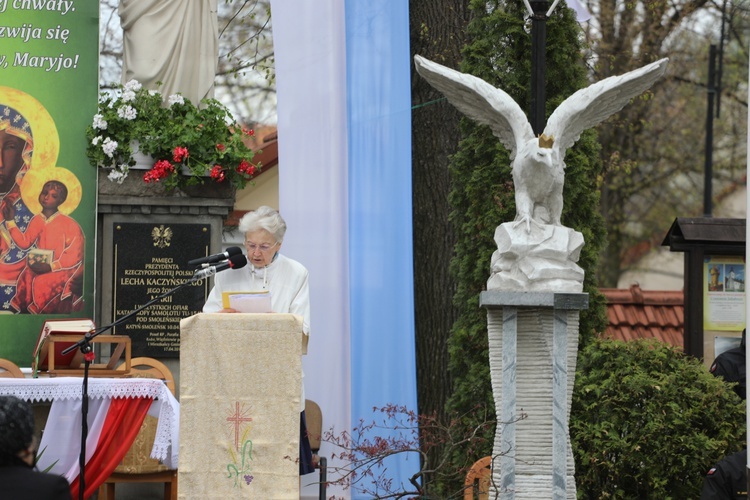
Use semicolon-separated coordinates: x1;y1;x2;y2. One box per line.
88;80;257;193
97;168;235;200
131;152;153;170
179;165;210;178
130;141;154;170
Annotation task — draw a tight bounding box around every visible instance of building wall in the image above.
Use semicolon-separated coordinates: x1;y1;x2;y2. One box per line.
618;187;746;292
616;187;746;363
234;167;279;211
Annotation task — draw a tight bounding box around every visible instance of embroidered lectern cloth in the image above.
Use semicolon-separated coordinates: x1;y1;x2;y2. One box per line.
179;313;302;499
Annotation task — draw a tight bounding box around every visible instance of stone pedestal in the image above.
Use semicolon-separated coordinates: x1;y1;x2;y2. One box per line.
96;173;235;391
480;291;588;499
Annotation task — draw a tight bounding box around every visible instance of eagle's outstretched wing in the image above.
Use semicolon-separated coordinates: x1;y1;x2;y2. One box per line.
544;58;669;156
414;55;534;159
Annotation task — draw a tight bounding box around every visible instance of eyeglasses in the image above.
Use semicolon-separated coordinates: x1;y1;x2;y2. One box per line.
245;241;278;253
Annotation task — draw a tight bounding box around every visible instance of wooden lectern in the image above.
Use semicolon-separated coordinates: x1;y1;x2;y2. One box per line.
179;313;303;499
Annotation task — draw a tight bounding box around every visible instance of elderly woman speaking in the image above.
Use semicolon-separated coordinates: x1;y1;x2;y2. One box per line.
202;205;314;474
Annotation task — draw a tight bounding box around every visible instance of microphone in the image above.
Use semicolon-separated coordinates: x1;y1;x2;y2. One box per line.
188;246;243;267
192;254;248;281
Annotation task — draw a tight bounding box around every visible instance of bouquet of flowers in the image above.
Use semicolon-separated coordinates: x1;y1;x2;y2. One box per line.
86;80;258;191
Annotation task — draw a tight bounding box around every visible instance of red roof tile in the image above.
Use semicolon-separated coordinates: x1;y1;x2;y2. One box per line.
600;284;684;348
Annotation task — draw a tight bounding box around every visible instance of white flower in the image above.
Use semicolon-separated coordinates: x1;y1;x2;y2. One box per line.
168;94;184;106
108;168;129;184
121;90;136;103
91;136;102;146
149;89;161;97
117;105;137;120
92;114;108;130
102;137;118;157
123;79;142;92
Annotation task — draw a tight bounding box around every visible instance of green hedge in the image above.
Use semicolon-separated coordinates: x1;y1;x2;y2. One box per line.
571;338;746;499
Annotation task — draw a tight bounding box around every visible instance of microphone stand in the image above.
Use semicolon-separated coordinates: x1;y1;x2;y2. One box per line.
62;272;208;500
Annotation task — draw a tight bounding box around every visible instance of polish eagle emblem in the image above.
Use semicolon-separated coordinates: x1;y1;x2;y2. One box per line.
151;225;173;249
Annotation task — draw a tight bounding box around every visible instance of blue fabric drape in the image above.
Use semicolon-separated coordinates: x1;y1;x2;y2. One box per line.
346;1;419;496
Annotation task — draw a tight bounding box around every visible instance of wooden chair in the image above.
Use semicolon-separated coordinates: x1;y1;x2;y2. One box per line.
97;357;177;500
305;399;327;500
0;358;24;378
464;456;492;500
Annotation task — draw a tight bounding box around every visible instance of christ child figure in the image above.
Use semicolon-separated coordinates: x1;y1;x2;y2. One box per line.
1;180;84;314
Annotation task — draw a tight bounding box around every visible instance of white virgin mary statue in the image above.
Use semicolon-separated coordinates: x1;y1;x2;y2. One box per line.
120;0;219;103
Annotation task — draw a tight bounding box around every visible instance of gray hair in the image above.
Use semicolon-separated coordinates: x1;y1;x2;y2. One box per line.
239;205;287;243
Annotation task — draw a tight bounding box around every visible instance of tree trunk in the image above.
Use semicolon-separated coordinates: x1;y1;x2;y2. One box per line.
409;0;470;488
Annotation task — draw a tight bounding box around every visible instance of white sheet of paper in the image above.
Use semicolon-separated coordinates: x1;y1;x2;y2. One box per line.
228;292;273;313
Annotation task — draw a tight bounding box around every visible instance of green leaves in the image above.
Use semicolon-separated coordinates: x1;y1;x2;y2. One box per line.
86;80;257;191
571;338;746;498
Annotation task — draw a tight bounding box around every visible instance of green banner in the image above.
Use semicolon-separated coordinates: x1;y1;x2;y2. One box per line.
0;1;98;365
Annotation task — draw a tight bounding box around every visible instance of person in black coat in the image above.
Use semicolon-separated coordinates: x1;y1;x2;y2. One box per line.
709;329;746;400
0;395;71;500
701;448;748;500
702;330;747;499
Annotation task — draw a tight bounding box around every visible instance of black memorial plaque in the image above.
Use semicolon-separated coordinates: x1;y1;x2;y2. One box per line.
112;222;210;357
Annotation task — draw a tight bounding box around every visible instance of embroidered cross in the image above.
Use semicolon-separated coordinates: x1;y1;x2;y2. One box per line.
227;401;253;451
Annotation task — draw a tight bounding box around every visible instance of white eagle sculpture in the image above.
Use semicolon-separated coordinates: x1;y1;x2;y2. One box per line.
414;55;669;232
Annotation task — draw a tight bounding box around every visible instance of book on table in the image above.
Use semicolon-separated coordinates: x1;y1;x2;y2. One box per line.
32;318;95;375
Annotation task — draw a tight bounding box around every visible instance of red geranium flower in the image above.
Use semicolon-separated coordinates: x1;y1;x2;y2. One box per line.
172;146;189;163
143;159;175;183
236;160;258;177
210;164;226;182
216;143;226;152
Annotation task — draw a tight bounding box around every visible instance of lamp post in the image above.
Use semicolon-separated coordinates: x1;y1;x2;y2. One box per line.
530;0;549;135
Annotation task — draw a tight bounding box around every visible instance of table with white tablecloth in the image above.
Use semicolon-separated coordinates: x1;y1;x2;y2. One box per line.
0;377;179;498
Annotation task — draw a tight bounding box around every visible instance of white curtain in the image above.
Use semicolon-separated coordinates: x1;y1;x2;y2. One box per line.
272;1;417;497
